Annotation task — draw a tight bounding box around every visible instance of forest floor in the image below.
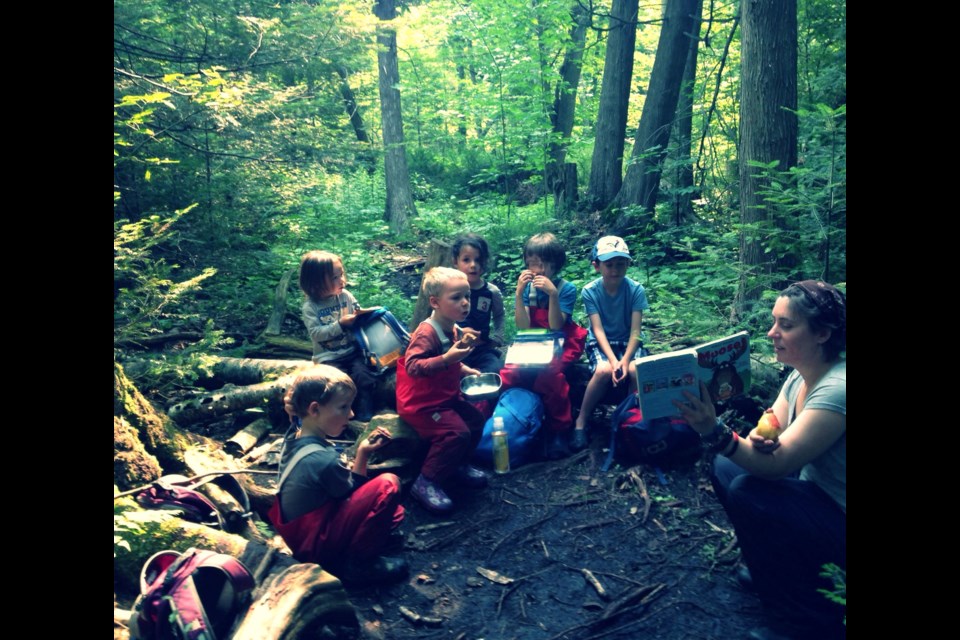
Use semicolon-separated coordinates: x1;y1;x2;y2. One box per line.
339;411;768;640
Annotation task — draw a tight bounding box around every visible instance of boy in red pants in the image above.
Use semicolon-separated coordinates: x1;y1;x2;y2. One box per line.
396;267;489;513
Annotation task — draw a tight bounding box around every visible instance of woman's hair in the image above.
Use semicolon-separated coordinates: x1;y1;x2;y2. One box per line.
523;232;566;272
451;233;490;272
290;364;357;416
299;250;342;301
780;280;846;361
421;267;468;299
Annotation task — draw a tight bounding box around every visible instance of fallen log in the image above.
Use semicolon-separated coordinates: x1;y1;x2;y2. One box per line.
225;417;274;457
167;373;299;426
233;564;359;639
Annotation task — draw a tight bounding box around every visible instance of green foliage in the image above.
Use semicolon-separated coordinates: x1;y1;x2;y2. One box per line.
114;494;176;559
818;563;846;624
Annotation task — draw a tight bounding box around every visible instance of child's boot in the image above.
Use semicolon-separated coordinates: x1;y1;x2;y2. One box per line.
411;474;453;513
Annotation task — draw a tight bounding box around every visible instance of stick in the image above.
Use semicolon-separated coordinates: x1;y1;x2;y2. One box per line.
627;468;651;523
565;518;620;533
486;511;558;561
581;569;609;600
540;539;550;559
252;546;276;584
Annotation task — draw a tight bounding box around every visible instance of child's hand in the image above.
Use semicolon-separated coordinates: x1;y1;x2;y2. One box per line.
445;342;474;364
532;275;557;296
611;361;628;386
516;270;534;294
461;365;482;377
358;427;392;454
339;313;358;328
453;325;480;349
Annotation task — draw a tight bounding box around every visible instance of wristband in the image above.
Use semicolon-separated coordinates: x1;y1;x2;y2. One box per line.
701;418;734;454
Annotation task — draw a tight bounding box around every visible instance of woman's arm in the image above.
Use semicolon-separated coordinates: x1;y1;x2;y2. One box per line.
676;382;845;480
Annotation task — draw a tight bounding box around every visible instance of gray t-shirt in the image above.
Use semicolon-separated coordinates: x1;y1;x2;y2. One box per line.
781;361;846;512
581;276;650;343
278;433;365;521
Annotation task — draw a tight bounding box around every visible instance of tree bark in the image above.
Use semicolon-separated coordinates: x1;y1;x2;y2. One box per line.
264;267;297;336
546;3;589;214
334;64;369;143
587;0;639;211
669;0;704;226
167;373;300;426
409;239;453;330
735;0;798;317
610;0;699;230
374;0;417;235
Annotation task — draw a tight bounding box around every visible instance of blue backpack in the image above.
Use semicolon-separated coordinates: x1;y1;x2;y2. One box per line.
600;392;701;471
472;388;544;469
351;307;411;374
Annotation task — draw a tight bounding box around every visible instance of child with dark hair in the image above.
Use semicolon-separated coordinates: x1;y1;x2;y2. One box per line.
451;233;505;374
501;232;588;459
299;250;377;421
269;364;407;586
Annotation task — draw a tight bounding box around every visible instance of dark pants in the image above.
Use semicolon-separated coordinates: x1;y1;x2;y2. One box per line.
328;351;377;405
712;456;846;638
464;346;503;375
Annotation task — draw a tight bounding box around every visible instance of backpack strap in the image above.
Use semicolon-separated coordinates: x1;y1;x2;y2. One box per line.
276;443;327;491
423;317;454;352
600;392;639;472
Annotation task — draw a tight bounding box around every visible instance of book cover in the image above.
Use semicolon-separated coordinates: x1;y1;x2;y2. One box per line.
635;331;751;420
503;330;564;367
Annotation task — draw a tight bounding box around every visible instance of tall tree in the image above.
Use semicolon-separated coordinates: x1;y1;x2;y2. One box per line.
669;0;704;226
609;0;699;230
586;0;639;211
735;0;799;315
374;0;417;234
546;3;589;212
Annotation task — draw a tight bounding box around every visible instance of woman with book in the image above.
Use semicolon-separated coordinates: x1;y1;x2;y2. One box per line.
675;280;846;640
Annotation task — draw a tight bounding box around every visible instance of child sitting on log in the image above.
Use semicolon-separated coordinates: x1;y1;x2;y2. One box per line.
269;364;407;586
299;250;378;421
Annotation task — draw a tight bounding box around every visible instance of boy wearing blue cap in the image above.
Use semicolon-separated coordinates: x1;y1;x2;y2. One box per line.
572;236;650;450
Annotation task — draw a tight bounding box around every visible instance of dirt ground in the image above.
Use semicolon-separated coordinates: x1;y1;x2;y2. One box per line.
341;412;768;640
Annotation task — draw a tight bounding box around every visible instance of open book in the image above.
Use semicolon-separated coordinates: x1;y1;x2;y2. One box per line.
634;331;751;420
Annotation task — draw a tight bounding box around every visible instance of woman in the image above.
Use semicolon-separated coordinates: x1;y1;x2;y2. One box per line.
676;281;846;640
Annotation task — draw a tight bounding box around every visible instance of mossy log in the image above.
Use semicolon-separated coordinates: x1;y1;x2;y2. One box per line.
207;357;314;386
115;362;189;489
232;564;359;640
250;335;314;360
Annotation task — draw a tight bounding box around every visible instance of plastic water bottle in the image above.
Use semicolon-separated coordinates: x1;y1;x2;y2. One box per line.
491;417;510;474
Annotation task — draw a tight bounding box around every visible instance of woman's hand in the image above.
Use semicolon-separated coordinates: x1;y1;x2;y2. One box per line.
673;381;717;434
748;428;782;454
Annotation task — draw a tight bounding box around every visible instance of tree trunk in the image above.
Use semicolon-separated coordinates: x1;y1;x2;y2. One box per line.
610;0;699;231
334;65;369;143
263;267;297;337
375;0;417;235
115;362;188;489
547;3;589;214
586;0;639;211
735;0;798;318
670;0;704;226
409;239;453;330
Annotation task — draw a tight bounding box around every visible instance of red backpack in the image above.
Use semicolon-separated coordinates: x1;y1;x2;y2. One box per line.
129;548;254;640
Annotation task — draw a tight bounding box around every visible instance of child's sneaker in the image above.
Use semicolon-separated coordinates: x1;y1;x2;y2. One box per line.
411;474;453;513
454;465;489;489
339;554;409;587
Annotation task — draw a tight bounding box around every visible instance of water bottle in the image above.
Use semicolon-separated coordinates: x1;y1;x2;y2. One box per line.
491;417;510;474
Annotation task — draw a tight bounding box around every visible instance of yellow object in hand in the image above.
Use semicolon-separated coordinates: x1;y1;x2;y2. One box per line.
755;409;782;440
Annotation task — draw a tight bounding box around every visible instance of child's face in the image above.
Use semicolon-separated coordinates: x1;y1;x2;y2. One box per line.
455;246;484;287
311;389;356;438
431;278;472;323
525;255;556;278
594;257;630;283
323;259;346;297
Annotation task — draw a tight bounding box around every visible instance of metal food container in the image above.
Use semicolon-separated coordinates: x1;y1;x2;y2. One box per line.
460;373;502;401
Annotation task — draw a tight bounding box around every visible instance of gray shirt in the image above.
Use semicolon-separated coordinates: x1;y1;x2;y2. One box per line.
278;432;365;521
302;290;360;364
782;361;846;512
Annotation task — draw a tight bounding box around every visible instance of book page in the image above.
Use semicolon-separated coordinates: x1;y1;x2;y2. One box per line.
635;351;698;420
